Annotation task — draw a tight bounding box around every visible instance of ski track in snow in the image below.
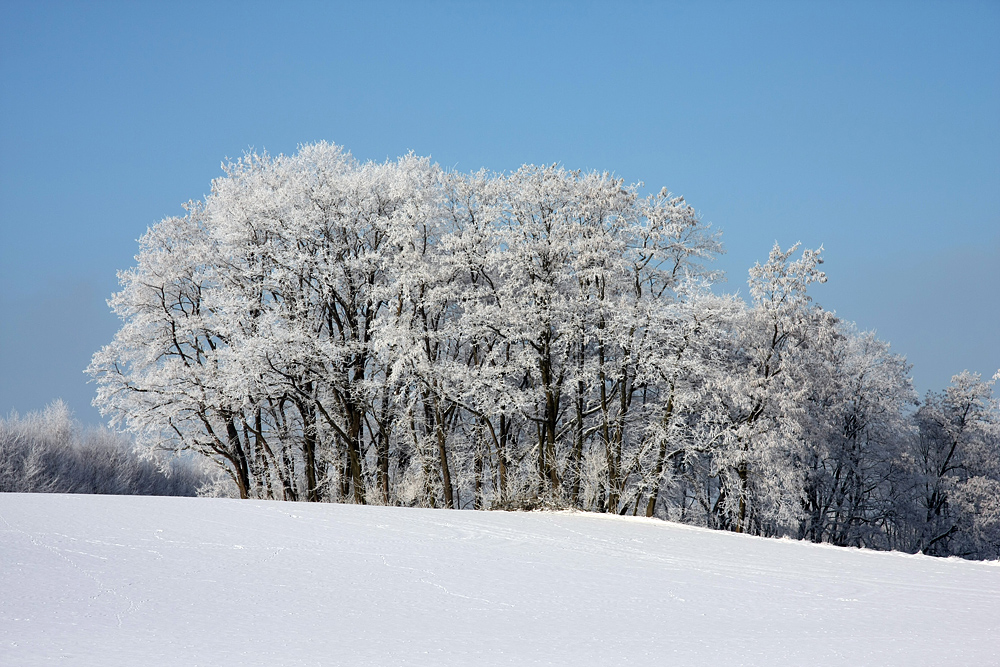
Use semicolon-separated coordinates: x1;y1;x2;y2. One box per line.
1;494;998;666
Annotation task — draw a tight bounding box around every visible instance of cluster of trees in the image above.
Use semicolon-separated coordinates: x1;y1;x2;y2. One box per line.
0;400;205;496
88;142;1000;559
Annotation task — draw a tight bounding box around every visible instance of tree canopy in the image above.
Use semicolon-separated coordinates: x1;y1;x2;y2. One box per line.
89;142;1000;559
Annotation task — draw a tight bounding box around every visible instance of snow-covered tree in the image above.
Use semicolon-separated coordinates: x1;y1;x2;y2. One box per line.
89;141;999;560
795;325;916;548
692;243;830;534
906;371;1000;557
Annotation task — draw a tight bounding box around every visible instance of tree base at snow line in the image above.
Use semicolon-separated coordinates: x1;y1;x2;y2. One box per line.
491;495;578;513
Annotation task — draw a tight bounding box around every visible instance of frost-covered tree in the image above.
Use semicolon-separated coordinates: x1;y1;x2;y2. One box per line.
795;325;916;547
905;371;1000;557
89;141;999;560
91;145;444;502
688;243;831;534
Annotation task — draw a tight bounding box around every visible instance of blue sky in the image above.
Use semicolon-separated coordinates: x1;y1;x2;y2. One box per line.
1;1;997;425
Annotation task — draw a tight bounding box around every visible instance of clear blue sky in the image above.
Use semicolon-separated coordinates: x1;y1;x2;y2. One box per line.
1;1;998;425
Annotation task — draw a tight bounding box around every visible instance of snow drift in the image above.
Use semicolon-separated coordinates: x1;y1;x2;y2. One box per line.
1;493;997;666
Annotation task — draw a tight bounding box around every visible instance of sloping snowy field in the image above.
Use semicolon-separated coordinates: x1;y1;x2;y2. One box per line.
1;494;998;666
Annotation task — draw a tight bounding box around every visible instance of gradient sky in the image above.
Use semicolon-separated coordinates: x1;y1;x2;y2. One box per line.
1;1;998;425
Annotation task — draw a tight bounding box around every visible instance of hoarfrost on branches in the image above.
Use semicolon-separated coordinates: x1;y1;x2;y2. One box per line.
89;142;1000;559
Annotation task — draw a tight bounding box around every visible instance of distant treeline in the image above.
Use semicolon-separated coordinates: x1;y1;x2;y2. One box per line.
0;401;206;497
87;143;1000;560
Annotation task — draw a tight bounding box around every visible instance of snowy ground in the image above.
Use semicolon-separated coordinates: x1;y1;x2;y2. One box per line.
1;494;997;666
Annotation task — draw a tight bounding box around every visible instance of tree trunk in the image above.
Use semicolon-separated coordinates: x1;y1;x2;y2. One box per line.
225;415;251;500
645;383;676;517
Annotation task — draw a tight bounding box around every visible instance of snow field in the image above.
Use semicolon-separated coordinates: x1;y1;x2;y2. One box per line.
1;493;998;666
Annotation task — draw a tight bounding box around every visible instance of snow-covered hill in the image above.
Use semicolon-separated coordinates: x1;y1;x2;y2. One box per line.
1;494;997;666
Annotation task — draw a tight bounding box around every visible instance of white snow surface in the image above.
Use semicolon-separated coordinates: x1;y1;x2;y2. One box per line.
1;494;998;666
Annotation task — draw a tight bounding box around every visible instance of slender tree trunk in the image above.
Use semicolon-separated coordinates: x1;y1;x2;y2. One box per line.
346;405;366;504
544;386;560;492
435;403;455;509
377;429;390;505
735;460;749;533
301;407;320;502
225;415;251;500
376;393;392;505
598;334;618;512
571;367;586;506
645;382;676;517
497;415;509;504
474;428;483;510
